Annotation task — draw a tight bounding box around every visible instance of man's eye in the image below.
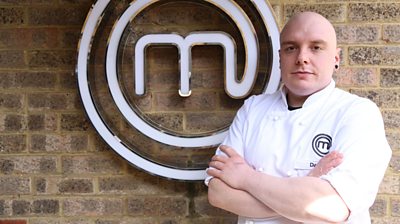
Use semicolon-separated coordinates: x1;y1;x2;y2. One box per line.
285;46;296;52
312;46;322;51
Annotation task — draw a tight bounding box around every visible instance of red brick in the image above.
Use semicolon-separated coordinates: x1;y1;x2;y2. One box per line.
58;28;82;49
0;94;23;110
379;175;400;194
386;131;400;151
63;198;123;216
349;3;400;22
391;198;400;216
349;46;400;66
336;25;380;44
60;113;91;131
37;177;94;194
0;135;26;153
58;71;77;89
0;7;24;25
150;3;220;25
146;113;183;132
0;114;25;132
28;6;89;26
30;134;87;152
190;69;224;90
0;72;56;89
27;50;76;68
334;67;378;87
381;68;400;87
382;110;400;129
28;93;76;110
27;114;57;131
0;0;48;4
0;28;58;49
32;199;59;215
194;195;235;217
0;220;27;224
349;89;399;108
0;156;57;174
370;197;388;217
383;25;400;43
191;46;224;69
0;50;25;68
154;91;217;111
0;177;30;195
127;197;188;217
62;155;123;174
185;112;235;133
284;4;346;22
58;179;93;194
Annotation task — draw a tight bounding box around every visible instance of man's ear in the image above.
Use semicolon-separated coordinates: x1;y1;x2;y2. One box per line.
335;48;342;64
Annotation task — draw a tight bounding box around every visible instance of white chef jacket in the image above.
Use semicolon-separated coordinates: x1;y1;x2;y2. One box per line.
206;80;391;224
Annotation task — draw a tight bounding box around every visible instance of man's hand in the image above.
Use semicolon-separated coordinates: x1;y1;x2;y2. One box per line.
308;151;343;177
207;145;253;189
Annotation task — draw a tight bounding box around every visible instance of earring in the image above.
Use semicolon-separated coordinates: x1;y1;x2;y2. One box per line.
335;64;339;69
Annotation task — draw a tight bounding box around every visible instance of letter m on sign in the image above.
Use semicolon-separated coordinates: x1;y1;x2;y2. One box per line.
134;32;257;99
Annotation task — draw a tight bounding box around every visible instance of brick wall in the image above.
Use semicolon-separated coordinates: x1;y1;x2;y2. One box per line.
0;0;399;223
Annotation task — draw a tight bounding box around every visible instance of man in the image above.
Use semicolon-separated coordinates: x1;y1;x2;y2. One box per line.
206;12;391;224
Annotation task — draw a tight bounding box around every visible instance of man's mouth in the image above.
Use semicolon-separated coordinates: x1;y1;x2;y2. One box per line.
292;70;313;75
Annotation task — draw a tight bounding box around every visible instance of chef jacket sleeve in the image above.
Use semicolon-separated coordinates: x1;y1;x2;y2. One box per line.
320;99;392;221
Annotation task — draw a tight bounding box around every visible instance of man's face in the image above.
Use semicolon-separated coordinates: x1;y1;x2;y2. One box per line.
279;14;340;98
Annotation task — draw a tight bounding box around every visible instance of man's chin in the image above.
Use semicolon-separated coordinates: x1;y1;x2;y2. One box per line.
286;84;317;96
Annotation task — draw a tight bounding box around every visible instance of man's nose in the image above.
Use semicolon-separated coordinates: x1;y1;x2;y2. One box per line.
296;49;310;65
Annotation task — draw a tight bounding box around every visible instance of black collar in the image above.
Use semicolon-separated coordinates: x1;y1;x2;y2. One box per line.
288;105;302;111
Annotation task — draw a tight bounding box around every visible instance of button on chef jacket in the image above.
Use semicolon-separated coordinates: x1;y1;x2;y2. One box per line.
206;80;392;224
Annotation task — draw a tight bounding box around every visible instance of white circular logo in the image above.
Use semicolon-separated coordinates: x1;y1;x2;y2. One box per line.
76;0;280;180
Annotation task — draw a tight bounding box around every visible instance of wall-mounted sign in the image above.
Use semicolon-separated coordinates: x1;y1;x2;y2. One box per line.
76;0;280;180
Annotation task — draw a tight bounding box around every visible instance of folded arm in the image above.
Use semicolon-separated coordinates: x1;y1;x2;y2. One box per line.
208;177;279;218
244;172;349;223
207;145;348;223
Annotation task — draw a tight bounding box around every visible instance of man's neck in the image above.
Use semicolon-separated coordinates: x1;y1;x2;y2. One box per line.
286;92;308;108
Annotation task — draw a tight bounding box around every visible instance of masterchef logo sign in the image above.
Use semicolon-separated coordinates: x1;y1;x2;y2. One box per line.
76;0;280;180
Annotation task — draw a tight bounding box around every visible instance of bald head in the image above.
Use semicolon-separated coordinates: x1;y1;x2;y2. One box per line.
278;11;341;100
281;12;337;48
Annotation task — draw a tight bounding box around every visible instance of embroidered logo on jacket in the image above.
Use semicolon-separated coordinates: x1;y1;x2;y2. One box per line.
312;134;332;157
